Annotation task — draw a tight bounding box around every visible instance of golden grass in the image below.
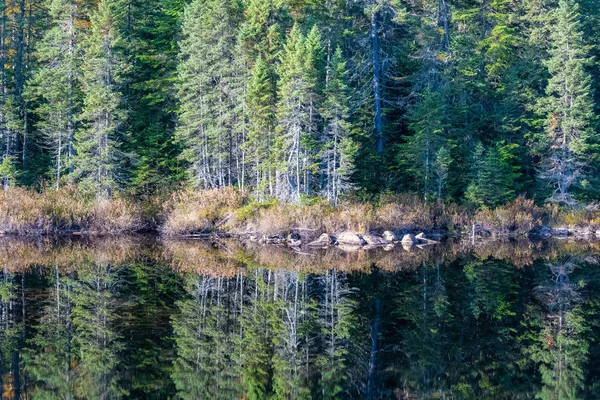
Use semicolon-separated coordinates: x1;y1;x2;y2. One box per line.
0;186;142;234
162;187;243;235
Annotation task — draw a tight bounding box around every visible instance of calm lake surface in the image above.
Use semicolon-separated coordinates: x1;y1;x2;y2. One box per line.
1;236;600;399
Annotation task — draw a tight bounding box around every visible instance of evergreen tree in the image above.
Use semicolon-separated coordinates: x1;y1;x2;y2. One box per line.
538;0;596;205
276;24;311;202
122;0;184;195
176;0;243;189
400;88;447;200
322;47;355;206
466;143;520;208
74;0;128;198
245;56;277;198
26;0;84;189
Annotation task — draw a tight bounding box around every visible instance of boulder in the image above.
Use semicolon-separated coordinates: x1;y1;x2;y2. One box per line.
382;231;398;242
401;234;417;245
401;241;415;251
307;233;333;247
383;243;395;251
338;243;363;252
363;234;387;246
596;230;600;238
415;232;440;244
337;231;365;246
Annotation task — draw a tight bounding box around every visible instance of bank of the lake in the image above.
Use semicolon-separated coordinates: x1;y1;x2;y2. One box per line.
1;187;600;243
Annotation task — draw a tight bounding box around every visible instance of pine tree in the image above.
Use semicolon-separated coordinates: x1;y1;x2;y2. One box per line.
245;56;277;198
74;0;128;198
538;0;596;205
176;0;243;189
322;47;355;206
26;0;83;189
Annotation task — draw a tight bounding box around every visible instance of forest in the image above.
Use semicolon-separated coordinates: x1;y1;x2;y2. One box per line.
0;0;599;232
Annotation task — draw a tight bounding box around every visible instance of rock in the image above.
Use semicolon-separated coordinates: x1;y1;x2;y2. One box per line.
307;233;333;247
401;241;415;251
383;243;395;251
596;230;600;238
401;234;417;245
382;230;397;242
534;226;552;238
337;231;365;246
363;234;387;246
287;239;302;247
415;232;440;245
338;243;363;252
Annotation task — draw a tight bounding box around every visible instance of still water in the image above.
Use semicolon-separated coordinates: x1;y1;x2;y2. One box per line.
1;236;600;399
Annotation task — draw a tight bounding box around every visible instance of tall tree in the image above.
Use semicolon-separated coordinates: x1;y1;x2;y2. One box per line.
176;0;243;189
322;47;355;206
538;0;596;205
26;0;84;189
74;0;128;198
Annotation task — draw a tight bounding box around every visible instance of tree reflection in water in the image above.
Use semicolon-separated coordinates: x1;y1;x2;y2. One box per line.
0;237;598;399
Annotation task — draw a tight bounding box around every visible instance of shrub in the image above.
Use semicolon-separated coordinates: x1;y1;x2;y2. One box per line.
475;196;546;235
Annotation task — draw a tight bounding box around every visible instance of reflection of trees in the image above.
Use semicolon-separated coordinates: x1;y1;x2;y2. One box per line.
71;262;127;399
394;263;450;398
527;259;590;400
316;269;356;399
171;273;244;399
0;267;25;400
171;265;358;399
24;261;128;400
24;266;76;399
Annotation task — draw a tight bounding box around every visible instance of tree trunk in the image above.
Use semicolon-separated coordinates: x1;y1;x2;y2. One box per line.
371;9;384;153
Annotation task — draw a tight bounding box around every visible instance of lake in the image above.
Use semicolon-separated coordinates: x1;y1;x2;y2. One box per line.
0;236;599;399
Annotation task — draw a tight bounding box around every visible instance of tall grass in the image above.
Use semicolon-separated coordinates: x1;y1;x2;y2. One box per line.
0;186;142;234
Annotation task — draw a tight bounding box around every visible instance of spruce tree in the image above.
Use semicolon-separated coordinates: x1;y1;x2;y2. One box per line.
24;0;84;189
245;56;277;198
123;0;184;195
400;88;447;200
276;24;309;202
74;0;128;198
466;143;519;208
322;47;355;206
176;0;243;189
538;0;596;205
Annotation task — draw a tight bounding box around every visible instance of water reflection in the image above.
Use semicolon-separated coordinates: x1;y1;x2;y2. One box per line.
0;237;599;398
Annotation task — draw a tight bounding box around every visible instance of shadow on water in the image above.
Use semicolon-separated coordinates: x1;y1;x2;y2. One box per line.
1;236;600;399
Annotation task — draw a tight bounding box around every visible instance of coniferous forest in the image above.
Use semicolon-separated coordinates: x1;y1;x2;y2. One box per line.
1;0;600;233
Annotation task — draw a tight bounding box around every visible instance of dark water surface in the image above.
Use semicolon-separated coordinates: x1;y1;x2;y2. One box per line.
1;236;600;399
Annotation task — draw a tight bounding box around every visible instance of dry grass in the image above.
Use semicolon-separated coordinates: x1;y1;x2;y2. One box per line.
162;187;243;235
0;186;142;234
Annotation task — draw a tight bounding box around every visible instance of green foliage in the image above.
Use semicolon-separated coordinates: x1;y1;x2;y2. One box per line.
466;143;521;208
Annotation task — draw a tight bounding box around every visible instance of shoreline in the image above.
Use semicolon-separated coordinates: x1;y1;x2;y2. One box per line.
1;187;600;244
